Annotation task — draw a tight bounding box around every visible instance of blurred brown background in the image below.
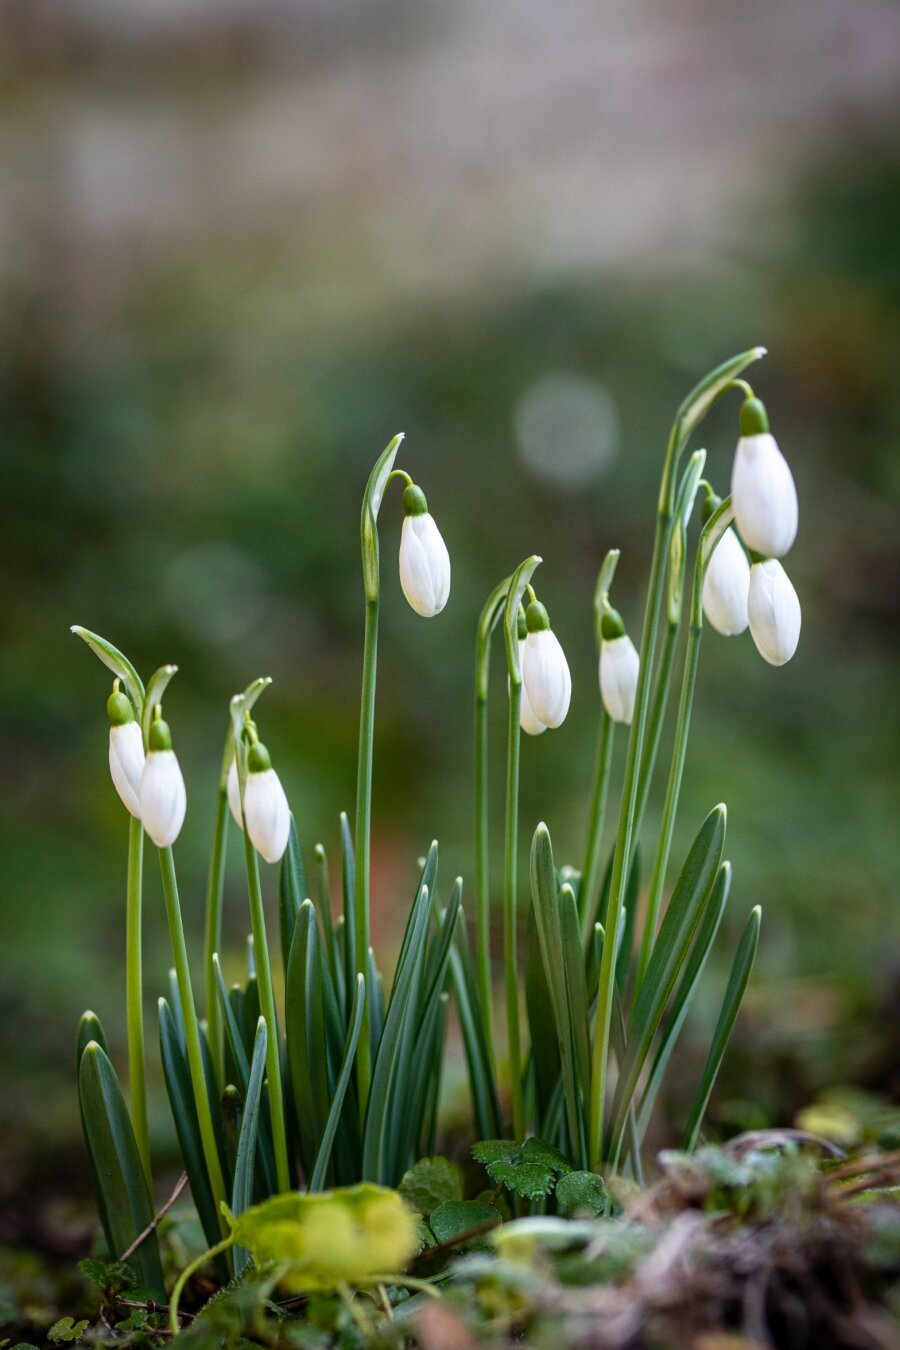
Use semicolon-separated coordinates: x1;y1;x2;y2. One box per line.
1;0;899;1216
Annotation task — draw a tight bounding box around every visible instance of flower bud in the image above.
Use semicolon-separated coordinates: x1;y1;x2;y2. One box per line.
748;559;801;666
243;741;291;864
140;714;187;848
702;526;750;636
731;398;798;558
226;757;243;829
599;609;640;725
398;484;451;617
106;682;144;818
516;639;547;736
521;601;571;729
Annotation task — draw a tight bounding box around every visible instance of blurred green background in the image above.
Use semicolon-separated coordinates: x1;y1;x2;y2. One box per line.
1;0;899;1226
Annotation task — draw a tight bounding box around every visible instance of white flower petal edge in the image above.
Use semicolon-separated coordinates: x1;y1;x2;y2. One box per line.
399;513;451;617
516;639;547;736
522;629;571;729
109;720;145;818
748;559;801;666
140;749;187;848
731;432;798;558
600;634;640;724
244;767;291;864
226;758;244;829
702;526;750;637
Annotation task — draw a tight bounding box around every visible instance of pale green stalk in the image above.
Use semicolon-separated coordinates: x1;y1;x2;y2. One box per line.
242;832;292;1193
158;846;229;1236
203;744;232;1086
354;594;378;1110
579;712;615;943
125;814;151;1187
503;681;524;1139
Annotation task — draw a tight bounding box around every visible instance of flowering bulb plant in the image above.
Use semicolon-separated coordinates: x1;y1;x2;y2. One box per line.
72;348;802;1333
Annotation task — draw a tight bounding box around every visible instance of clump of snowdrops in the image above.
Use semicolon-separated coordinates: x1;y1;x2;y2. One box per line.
72;348;802;1333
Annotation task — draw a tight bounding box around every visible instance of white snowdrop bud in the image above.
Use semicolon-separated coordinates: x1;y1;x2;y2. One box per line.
731;398;798;558
516;637;547;736
599;608;640;725
748;559;801;666
243;741;291;864
702;525;751;637
226;757;243;830
521;602;571;729
106;682;145;818
398;483;451;617
140;714;187;848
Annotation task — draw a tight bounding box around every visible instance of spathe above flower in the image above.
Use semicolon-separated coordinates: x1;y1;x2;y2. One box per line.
243;740;291;864
107;679;145;818
599;606;640;724
140;709;187;848
731;397;798;558
398;483;451;618
748;558;801;666
521;600;571;729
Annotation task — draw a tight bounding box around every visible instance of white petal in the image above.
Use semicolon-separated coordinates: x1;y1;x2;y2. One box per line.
600;635;640;724
399;513;451;617
731;433;799;558
516;640;547;736
244;767;291;864
702;527;750;636
748;560;801;666
109;721;145;818
226;758;244;830
140;749;187;847
522;629;571;729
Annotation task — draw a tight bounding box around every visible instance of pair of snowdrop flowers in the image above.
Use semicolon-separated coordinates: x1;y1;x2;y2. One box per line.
107;684;291;864
702;396;801;666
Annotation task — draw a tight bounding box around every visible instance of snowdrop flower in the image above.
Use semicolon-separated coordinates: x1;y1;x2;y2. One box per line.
140;711;187;848
398;483;451;617
521;601;571;729
599;608;640;725
731;398;798;558
243;740;291;864
226;757;243;829
748;559;801;666
106;680;145;818
515;634;547;736
702;525;750;637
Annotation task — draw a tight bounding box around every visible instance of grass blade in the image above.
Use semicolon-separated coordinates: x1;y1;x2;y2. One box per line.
285;899;331;1173
280;816;308;977
310;974;366;1191
159;999;223;1250
449;907;503;1139
232;1017;268;1275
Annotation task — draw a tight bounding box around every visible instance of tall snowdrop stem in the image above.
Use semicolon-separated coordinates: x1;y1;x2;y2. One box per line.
634;497;736;996
631;620;679;843
588;349;765;1171
579;548;620;942
241;831;292;1193
125;813;151;1188
474;574;513;1059
203;738;232;1087
355;434;404;1113
157;846;229;1240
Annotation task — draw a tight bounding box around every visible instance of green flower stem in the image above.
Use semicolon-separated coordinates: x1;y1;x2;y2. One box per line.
579;711;615;943
203;748;232;1086
242;832;292;1193
631;618;680;844
354;594;379;1113
125;814;151;1188
169;1235;235;1335
158;846;229;1236
633;498;735;996
504;681;524;1140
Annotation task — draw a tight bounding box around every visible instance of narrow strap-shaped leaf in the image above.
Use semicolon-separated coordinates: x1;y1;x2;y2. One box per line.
77;1013;112;1247
608;805;726;1160
285;899;330;1172
212;957;277;1195
616;847;640;993
340;812;356;1023
449;908;503;1139
232;1017;268;1275
422;992;450;1158
159;1000;223;1250
310;975;366;1191
559;884;591;1099
366;948;385;1051
314;842;336;968
242;975;261;1059
78;1042;164;1297
683;905;761;1152
525;906;561;1132
280;816;308;978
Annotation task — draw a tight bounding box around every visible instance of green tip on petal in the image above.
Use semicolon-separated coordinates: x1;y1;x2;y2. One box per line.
525;600;550;633
148;717;173;752
601;605;626;640
740;396;769;436
107;680;135;726
248;740;272;774
402;483;429;516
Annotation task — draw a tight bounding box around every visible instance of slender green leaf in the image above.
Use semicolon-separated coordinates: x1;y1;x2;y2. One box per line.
310;974;366;1191
212;959;277;1195
285;899;330;1173
559;884;591;1098
159;1000;223;1250
280;816;308;978
232;1018;268;1275
449;908;503;1140
683;905;761;1151
525;905;560;1132
313;842;335;967
340;812;356;1025
76;1013;111;1247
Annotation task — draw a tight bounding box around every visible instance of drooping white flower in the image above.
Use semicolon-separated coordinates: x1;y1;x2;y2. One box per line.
702;526;750;636
106;683;145;818
398;484;451;618
140;716;187;848
243;741;291;864
516;639;547;736
748;559;801;666
599;620;640;725
731;398;798;558
521;602;571;729
226;757;243;829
